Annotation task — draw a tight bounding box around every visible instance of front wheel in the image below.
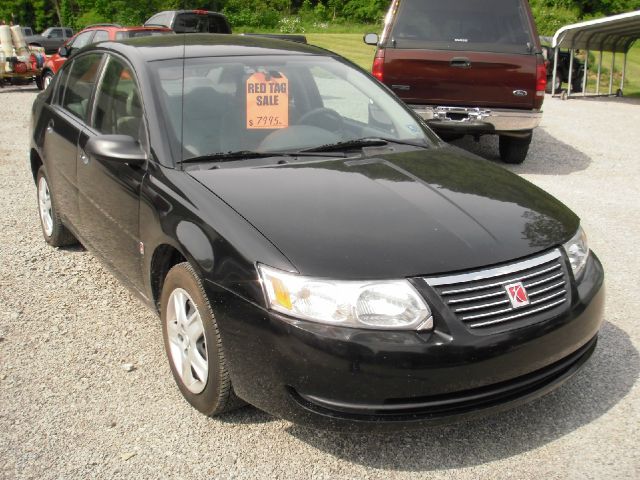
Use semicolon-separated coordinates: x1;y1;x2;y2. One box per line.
160;262;245;416
36;166;77;246
498;133;532;164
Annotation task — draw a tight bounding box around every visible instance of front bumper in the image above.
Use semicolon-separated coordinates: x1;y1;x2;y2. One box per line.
208;253;604;431
410;105;542;135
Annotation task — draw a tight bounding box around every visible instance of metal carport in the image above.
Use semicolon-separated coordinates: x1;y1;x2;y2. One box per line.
551;10;640;98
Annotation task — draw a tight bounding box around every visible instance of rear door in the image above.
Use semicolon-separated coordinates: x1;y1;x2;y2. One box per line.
382;0;538;109
41;53;104;229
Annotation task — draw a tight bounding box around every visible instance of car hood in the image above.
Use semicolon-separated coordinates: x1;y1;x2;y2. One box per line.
188;146;578;279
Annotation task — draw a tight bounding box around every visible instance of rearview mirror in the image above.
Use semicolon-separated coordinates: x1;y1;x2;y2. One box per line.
58;46;69;57
363;33;379;46
85;135;147;165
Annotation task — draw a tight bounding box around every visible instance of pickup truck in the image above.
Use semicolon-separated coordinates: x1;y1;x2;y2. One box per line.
365;0;547;164
24;27;74;54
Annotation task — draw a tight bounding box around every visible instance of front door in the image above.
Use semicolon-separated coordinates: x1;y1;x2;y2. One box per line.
77;55;147;289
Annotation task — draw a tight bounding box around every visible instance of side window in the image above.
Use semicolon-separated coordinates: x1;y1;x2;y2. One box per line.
61;53;103;121
69;31;94;50
50;28;63;38
93;57;144;142
65;29;73;37
92;30;109;43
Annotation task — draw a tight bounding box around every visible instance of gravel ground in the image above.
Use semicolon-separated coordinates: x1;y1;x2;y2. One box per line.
1;85;639;479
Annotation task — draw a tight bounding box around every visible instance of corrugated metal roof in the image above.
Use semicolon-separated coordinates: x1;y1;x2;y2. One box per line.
552;10;640;53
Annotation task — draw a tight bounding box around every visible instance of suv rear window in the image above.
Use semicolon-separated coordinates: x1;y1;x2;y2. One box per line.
390;0;533;54
174;13;230;34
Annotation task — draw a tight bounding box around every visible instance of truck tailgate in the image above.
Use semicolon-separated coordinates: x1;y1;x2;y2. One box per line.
383;49;537;110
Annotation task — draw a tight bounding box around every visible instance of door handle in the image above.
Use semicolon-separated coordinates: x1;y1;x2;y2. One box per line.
450;57;471;69
46;120;54;133
80;151;89;165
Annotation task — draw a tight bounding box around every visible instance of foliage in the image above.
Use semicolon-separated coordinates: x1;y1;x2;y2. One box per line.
2;0;640;34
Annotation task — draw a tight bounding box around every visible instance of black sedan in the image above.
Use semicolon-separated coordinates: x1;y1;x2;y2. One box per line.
30;34;604;431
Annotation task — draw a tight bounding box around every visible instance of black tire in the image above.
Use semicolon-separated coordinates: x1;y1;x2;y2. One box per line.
160;262;245;416
498;133;532;164
35;75;44;90
36;166;77;247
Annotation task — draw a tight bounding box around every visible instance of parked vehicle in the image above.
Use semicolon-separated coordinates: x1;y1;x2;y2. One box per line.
365;0;547;164
143;10;307;43
144;10;232;34
41;24;173;89
20;26;34;37
24;27;74;54
30;34;604;431
540;38;585;94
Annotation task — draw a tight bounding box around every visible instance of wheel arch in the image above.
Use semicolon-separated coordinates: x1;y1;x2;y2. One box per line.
150;243;187;312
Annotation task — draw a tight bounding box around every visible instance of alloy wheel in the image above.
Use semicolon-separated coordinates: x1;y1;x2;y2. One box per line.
166;288;208;394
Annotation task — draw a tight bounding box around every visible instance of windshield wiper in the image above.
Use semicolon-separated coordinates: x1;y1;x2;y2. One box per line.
300;137;429;153
180;149;346;165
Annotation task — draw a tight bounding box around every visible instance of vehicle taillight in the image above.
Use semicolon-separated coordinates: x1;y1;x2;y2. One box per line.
536;59;547;97
372;49;385;82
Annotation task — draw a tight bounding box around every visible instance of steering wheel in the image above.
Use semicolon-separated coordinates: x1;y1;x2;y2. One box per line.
298;107;344;134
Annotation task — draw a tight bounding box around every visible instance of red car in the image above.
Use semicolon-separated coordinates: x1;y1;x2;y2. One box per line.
41;23;173;88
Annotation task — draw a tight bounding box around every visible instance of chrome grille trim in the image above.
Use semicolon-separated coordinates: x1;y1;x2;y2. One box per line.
426;249;562;287
424;249;570;332
454;299;510;313
468;299;567;328
440;264;561;295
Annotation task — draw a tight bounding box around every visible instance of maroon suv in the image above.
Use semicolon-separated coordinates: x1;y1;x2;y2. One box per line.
365;0;547;164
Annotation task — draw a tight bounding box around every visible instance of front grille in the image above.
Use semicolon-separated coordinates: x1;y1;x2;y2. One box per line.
425;250;571;332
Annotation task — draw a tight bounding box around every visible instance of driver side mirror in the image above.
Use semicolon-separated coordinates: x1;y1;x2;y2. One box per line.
58;45;70;57
363;33;379;46
85;135;147;165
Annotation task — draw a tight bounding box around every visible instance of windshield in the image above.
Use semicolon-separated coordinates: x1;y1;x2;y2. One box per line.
390;0;533;54
150;55;436;162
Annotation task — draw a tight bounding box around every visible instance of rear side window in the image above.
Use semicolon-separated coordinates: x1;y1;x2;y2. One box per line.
93;57;144;142
65;29;73;37
61;53;103;121
390;0;533;54
49;28;63;38
92;30;109;43
146;12;171;27
174;13;230;33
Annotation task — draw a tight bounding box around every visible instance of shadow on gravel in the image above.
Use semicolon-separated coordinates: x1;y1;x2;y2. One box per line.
0;85;40;94
450;128;591;175
287;321;638;472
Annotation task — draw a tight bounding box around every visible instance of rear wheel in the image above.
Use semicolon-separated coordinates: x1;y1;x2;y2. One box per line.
498;133;532;164
35;75;44;90
160;262;245;416
36;166;77;247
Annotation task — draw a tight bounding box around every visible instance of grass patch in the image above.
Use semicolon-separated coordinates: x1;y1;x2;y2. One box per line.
305;33;376;70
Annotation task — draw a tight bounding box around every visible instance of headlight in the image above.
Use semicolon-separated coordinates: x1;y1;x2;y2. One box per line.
258;265;433;330
563;226;589;278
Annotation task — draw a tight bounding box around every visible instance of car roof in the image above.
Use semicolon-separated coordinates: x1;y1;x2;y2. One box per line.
81;25;172;32
86;33;332;62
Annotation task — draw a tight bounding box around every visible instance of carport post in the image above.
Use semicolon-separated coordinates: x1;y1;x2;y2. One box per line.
596;50;603;94
567;49;574;96
621;52;628;91
552;47;559;96
582;50;589;96
608;52;615;95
